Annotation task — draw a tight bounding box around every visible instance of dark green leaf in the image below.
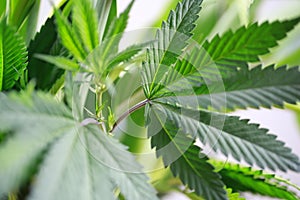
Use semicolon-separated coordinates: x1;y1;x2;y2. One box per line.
149;106;226;200
156;65;300;111
148;102;300;172
27;17;64;90
212;161;299;200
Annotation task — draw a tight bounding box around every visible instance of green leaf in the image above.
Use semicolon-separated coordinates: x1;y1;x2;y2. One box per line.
54;8;86;61
203;17;300;73
104;41;153;75
8;0;36;28
212;161;299;200
0;1;6;18
0;20;28;91
104;0;134;40
149;107;227;200
83;1;135;75
94;0;114;41
141;0;203;98
0;89;158;200
157;65;300;111
103;0;117;39
27;17;64;90
226;188;245;200
101;0;135;60
35;54;79;71
148;102;300;172
72;0;99;52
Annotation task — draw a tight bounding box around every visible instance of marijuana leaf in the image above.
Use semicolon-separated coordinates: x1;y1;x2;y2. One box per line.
212;161;299;200
141;0;203;98
148;103;300;172
0;88;158;200
0;19;28;91
149;109;227;200
156;65;300;111
203;17;300;74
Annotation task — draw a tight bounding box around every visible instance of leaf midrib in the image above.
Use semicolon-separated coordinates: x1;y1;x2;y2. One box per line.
153;109;204;179
149;1;198;97
160;104;294;162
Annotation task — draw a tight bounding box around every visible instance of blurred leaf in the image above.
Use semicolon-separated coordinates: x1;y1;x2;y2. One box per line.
35;54;79;71
27;17;64;90
54;8;86;61
0;20;28;91
0;89;158;200
0;1;6;18
202;17;300;74
212;161;299;200
8;0;36;28
226;188;245;200
72;0;99;52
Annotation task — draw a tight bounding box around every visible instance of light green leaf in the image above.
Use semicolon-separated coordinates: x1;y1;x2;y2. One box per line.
0;20;28;91
72;0;99;52
141;0;203;98
54;8;86;61
202;17;300;73
0;89;158;200
148;102;300;172
105;41;153;73
103;0;117;39
83;0;135;74
212;161;299;200
8;0;36;28
226;188;245;200
35;54;79;71
149;108;226;200
101;0;135;60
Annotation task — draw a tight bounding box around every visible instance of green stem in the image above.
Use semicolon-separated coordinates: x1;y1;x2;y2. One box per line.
110;99;149;133
95;83;107;132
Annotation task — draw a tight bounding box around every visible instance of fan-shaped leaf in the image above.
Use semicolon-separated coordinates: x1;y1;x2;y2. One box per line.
0;20;28;91
35;54;79;71
149;107;226;200
54;9;86;61
156;65;300;111
141;0;203;98
72;0;99;52
0;89;158;200
148;102;300;172
212;161;299;200
202;17;300;73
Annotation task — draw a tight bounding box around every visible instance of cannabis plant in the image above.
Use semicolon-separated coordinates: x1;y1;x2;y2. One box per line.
0;0;300;199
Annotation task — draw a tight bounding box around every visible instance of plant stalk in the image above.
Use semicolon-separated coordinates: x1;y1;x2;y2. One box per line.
110;99;149;133
95;83;107;133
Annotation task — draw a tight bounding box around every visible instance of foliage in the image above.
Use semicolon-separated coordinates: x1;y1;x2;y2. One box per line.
0;0;300;199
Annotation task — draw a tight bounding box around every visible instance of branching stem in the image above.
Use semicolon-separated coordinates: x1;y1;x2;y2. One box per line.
110;99;150;133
